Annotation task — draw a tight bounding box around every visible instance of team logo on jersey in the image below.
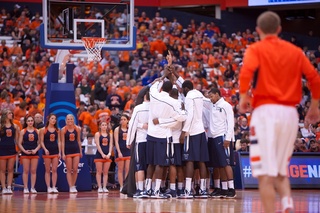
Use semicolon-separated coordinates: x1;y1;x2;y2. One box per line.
69;133;75;141
122;133;127;140
28;133;35;141
6;129;12;137
102;138;109;146
50;133;55;142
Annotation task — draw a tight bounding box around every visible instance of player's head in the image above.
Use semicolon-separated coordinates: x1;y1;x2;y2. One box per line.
162;81;173;93
169;88;179;100
144;88;150;101
256;11;281;37
208;87;221;104
136;86;149;105
181;80;193;97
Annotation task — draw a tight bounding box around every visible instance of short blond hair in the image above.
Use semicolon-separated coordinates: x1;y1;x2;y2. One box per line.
257;11;280;34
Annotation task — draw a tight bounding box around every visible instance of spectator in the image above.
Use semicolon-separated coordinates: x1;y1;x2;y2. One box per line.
34;113;44;129
130;55;142;80
293;138;308;152
300;120;316;139
308;138;319;152
238;138;250;152
93;75;107;103
82;106;98;134
150;36;167;56
84;133;97;155
106;86;122;110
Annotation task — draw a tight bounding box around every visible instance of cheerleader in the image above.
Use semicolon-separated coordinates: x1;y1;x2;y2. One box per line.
114;114;130;192
0;110;20;194
39;113;61;193
18;115;41;194
94;120;113;193
61;114;82;193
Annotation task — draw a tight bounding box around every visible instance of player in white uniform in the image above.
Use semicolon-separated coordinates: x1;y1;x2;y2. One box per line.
145;71;187;199
153;87;185;198
126;88;150;198
207;88;236;199
178;80;209;199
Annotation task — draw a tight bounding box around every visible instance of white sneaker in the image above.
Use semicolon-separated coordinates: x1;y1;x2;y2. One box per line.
7;187;13;194
103;187;109;193
52;187;59;193
23;188;29;194
47;187;53;193
2;188;8;194
98;187;103;193
70;186;78;193
69;186;75;193
30;188;37;194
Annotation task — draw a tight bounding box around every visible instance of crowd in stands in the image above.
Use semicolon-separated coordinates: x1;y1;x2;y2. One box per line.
0;4;319;154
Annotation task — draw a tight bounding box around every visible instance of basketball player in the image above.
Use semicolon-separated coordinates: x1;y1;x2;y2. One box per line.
145;65;187;199
239;11;320;213
153;88;185;198
178;80;209;199
207;88;236;199
126;88;150;198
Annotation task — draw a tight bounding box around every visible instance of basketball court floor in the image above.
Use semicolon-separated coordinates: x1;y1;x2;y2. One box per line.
0;189;319;213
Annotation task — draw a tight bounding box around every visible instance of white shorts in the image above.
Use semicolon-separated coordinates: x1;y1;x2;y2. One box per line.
249;104;298;177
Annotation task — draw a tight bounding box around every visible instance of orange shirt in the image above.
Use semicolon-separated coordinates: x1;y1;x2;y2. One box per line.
240;36;320;108
124;99;134;112
116;86;130;101
78;111;89;125
13;119;22;130
95;109;111;121
83;113;98;134
10;45;23;56
29;20;42;30
131;85;143;95
120;51;130;62
187;61;199;70
150;40;167;55
14;107;27;121
28;107;43;117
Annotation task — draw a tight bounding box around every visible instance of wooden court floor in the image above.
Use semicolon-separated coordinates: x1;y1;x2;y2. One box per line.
0;189;319;213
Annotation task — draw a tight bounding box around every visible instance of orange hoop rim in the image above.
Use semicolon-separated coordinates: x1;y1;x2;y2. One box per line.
81;37;106;49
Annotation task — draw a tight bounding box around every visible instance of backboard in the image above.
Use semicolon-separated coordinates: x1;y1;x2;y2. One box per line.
41;0;136;51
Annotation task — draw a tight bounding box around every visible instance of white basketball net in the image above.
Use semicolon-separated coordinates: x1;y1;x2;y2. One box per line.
81;37;106;62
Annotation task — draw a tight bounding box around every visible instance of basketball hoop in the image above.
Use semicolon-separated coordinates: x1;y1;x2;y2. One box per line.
81;37;106;62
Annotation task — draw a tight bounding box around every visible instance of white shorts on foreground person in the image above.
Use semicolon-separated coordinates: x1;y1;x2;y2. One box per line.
249;104;298;177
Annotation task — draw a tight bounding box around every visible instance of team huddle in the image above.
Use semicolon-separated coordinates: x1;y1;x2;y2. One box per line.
0;51;235;199
126;51;236;199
